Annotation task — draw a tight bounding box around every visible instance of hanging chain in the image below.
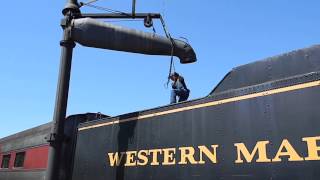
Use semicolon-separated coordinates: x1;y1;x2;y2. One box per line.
160;16;176;89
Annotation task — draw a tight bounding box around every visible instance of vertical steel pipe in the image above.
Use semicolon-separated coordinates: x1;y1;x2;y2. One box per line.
46;1;79;180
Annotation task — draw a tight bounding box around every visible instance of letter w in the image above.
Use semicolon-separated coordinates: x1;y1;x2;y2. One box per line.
234;141;271;163
108;152;125;166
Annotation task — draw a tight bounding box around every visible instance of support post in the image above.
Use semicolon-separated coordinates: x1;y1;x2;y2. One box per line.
45;1;79;180
132;0;136;17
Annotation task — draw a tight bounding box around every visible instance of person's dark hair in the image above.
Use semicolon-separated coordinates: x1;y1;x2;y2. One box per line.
170;72;179;78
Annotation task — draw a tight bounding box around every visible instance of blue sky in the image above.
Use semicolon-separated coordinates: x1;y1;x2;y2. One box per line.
0;0;319;138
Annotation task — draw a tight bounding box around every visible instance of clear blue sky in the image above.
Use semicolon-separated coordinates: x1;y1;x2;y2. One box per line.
0;0;319;138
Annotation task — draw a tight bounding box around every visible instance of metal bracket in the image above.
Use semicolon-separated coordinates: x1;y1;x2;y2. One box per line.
60;18;69;28
61;10;81;29
46;133;65;146
60;39;76;48
60;15;76;48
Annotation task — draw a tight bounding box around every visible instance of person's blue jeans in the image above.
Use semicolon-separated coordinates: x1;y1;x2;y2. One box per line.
170;89;189;104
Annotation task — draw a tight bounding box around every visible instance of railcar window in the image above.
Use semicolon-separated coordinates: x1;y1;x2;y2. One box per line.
1;154;11;168
14;152;25;168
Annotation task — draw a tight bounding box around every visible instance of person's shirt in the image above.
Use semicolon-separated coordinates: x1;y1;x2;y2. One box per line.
172;76;189;91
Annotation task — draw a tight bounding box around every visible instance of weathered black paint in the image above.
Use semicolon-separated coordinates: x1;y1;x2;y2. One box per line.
73;76;320;180
60;113;108;180
211;45;320;94
72;45;320;180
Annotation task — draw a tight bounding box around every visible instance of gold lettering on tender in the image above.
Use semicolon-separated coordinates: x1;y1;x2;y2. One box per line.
234;141;271;163
178;146;198;164
149;149;162;165
162;148;176;165
272;139;304;162
108;152;125;166
137;150;149;166
124;151;137;166
302;136;320;161
198;145;219;164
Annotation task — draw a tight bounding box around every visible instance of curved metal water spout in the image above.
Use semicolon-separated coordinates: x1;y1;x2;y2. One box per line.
71;18;197;64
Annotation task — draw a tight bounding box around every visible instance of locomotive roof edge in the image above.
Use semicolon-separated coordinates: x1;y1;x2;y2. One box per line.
76;44;320;130
211;44;320;93
0;122;52;144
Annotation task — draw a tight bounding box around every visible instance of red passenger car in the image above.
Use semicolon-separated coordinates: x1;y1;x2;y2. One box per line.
0;113;107;180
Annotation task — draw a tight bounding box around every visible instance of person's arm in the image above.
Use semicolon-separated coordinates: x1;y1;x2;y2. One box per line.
180;77;189;90
171;80;177;89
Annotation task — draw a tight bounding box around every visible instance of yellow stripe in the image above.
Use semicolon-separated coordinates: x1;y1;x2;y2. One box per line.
78;80;320;131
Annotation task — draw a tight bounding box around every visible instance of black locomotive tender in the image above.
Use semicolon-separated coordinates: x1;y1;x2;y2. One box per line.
1;45;320;180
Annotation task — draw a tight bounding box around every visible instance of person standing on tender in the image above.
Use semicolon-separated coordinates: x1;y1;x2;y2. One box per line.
169;72;190;104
